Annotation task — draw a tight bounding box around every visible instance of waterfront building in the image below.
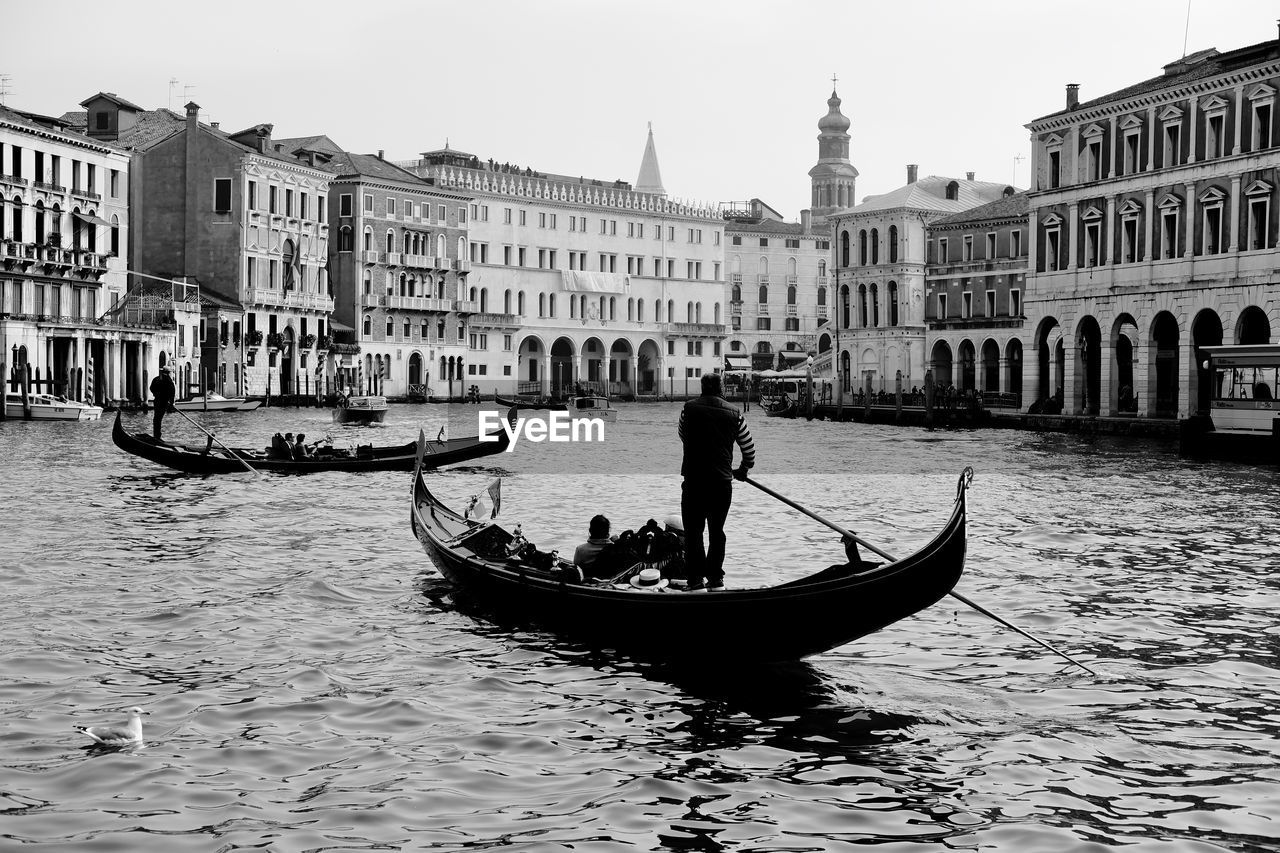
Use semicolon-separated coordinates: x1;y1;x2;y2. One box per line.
720;89;848;376
72;97;334;400
290;141;472;399
830;167;1014;394
924;192;1029;404
0;102;168;406
399;131;726;398
723;200;832;372
1023;32;1280;418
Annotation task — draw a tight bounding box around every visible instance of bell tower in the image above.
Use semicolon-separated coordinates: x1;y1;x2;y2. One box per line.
807;79;858;226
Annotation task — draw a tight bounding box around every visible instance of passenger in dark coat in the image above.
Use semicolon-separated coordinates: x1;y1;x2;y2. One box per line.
678;373;756;591
149;367;176;439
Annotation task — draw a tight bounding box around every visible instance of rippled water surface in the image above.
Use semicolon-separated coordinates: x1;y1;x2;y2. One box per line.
2;403;1278;851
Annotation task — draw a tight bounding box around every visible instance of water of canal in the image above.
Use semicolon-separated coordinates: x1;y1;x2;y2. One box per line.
1;402;1277;851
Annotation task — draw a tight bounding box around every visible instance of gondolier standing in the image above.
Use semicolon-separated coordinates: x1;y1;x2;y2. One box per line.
678;373;756;591
150;366;176;439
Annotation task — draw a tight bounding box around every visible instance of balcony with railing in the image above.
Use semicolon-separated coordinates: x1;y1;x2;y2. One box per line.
786;304;798;317
33;180;66;195
404;254;434;269
285;290;334;312
785;275;798;286
456;259;472;273
361;292;384;309
730;302;742;316
71;187;102;202
730;272;743;285
246;286;285;307
470;312;519;328
815;276;828;287
816;305;829;319
663;322;729;338
384;252;402;266
0;174;30;189
454;299;479;313
424;297;453;312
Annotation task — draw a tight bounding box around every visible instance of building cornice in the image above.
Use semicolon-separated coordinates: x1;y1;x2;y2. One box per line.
0;119;129;158
1027;61;1280;132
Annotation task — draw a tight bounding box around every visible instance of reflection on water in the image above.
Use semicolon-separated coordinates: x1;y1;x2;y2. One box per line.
0;404;1278;851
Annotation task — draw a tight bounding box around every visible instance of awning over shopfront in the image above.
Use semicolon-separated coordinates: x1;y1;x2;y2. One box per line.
723;353;752;373
74;211;114;228
779;350;812;367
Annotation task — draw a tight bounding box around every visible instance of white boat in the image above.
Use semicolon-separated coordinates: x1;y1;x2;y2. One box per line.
334;394;388;424
565;394;618;423
173;392;252;412
4;392;103;421
1182;344;1280;464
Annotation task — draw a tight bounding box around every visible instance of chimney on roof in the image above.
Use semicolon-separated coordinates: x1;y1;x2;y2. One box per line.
184;101;199;132
1066;83;1080;110
210;121;219;130
377;149;385;160
907;164;918;184
966;171;975;181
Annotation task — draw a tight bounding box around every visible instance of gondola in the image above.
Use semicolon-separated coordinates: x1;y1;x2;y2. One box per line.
409;459;971;662
112;409;514;474
494;394;567;412
764;399;799;418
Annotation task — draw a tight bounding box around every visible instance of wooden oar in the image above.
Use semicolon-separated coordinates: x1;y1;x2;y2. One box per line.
170;406;260;476
742;475;1098;675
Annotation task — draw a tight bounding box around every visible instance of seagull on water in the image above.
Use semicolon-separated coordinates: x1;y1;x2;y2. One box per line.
74;706;149;746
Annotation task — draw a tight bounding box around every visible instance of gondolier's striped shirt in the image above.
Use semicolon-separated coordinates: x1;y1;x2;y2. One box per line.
678;396;755;481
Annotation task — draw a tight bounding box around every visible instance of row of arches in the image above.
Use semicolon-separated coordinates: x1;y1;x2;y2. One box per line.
362;226;463;260
1027;305;1272;417
839;225;900;267
732;283;828;307
517;334;665;395
838;282;900;328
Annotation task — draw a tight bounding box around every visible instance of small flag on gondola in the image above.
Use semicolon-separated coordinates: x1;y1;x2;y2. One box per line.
464;477;502;520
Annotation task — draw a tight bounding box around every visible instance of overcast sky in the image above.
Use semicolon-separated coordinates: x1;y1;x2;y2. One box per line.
4;1;1276;221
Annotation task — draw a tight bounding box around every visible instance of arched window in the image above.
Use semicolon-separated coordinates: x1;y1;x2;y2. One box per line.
110;215;120;256
687;301;694;323
667;299;673;322
817;287;827;306
859;230;867;265
539;293;546;317
480;288;488;312
403;232;411;254
363;315;372;336
870;228;879;264
549;293;556;317
946;181;959;201
469;286;477;302
840;285;850;328
840;230;850;266
385;230;394;253
787;286;796;304
362;270;371;294
628;298;635;321
870;283;880;327
756;341;772;353
818;259;826;276
437;234;446;257
887;281;898;326
758;285;768;304
518;291;526;315
570;296;577;319
714;303;721;324
731;284;741;302
637;298;645;322
888;225;898;263
858;284;868;327
399;273;407;296
609;297;616;321
362;227;372;251
282;239;297;290
696;303;702;323
457;236;465;259
504;289;512;313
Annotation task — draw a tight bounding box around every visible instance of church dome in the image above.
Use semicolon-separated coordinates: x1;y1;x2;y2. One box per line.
818;90;850;134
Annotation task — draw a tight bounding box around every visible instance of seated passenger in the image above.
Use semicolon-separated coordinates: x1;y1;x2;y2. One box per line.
573;514;616;575
1254;382;1273;401
269;433;290;460
293;433;310;459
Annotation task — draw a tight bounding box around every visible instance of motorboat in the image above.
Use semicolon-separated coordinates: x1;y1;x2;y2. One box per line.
334;394;388;424
173;392;254;412
4;392;103;421
564;394;618;423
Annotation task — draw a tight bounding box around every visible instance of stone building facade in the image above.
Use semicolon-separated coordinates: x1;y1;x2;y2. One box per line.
1024;34;1280;418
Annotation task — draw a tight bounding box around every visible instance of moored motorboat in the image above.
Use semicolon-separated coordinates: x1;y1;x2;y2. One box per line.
112;409;515;474
1181;344;1280;464
409;462;971;662
334;394;388;424
494;395;567;412
4;392;103;421
564;394;618;423
173;392;251;412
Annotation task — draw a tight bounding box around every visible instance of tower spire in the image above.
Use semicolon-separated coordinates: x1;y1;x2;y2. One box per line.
635;122;666;197
807;84;858;224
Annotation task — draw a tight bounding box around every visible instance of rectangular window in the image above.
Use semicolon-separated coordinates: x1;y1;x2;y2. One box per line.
985;290;996;316
568;213;575;231
963;235;974;261
438;204;446;221
1122;217;1138;263
549;214;556;229
1124;132;1141;175
1164;124;1181;167
300;193;309;220
756;318;771;330
505;207;513;224
1253;102;1273;150
637;223;644;239
938;238;948;263
667;340;675;356
459;206;467;224
110;169;120;198
1203;206;1222;254
1046;230;1060;271
985;232;996;258
364;193;373;212
937;293;948;320
1048;149;1061;189
386;197;395;217
214;178;232;213
285;188;294;216
1011;229;1023;257
1206;114;1225;159
247;181;258;210
1161;210;1179;259
1249;198;1270;250
539;212;546;228
759;237;768;247
503;245;512;265
686;341;694;356
268;186;278;213
962;292;973;318
517;247;526;267
339;193;352;216
785;238;800;249
1084;221;1101;267
1010;289;1021;317
518;210;526;226
1086;139;1102;181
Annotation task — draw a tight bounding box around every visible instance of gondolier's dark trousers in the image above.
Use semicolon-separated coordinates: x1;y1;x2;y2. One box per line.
152;406;167;439
682;479;732;589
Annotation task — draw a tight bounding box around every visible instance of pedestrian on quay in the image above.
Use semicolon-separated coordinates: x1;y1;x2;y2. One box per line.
149;366;176;439
677;373;756;592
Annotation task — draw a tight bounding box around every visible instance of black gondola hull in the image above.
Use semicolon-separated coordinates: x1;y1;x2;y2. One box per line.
410;465;969;662
113;411;512;474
